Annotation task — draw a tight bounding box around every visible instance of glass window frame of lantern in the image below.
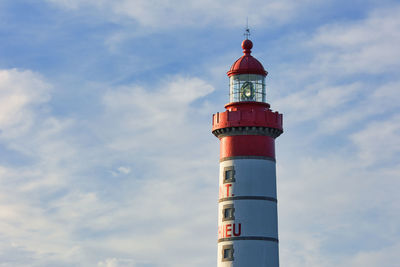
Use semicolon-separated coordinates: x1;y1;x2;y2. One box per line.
229;74;266;103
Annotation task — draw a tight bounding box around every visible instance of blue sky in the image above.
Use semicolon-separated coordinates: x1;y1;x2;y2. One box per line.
0;0;399;266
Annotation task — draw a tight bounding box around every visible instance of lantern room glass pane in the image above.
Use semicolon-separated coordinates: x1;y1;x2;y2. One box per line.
229;74;266;103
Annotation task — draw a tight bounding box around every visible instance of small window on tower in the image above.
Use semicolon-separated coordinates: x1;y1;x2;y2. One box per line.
223;166;235;183
222;245;234;261
222;204;235;221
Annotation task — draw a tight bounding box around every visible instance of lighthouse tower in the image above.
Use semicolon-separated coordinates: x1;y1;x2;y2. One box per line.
212;37;283;266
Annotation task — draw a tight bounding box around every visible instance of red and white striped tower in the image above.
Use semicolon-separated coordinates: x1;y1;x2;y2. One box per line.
212;38;283;266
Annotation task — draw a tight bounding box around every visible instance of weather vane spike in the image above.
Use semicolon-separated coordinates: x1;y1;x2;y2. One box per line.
244;18;250;39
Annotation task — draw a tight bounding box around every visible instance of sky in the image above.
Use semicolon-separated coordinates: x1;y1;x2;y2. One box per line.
0;0;399;266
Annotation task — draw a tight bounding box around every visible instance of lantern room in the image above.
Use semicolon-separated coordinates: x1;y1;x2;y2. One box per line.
227;39;268;103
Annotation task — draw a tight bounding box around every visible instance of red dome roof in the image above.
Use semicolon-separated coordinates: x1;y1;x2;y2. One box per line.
227;39;268;77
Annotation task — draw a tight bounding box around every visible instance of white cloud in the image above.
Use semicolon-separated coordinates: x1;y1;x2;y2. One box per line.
309;5;400;75
45;0;316;29
0;69;88;265
0;70;218;266
45;0;108;10
0;69;50;138
351;114;400;165
275;81;363;126
278;149;400;266
113;0;307;28
271;5;400;266
316;81;400;134
274;4;400;137
97;258;136;267
101;75;214;152
117;166;131;174
343;242;400;267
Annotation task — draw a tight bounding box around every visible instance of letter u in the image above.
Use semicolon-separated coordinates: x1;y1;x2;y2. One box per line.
233;223;241;236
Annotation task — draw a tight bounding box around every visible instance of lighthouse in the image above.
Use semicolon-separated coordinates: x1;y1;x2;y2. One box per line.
212;36;283;266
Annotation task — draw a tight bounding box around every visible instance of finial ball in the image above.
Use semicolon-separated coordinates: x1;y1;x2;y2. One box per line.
241;39;253;54
242;39;253;50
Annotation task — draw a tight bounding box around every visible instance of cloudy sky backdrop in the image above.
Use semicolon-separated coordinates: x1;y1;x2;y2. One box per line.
0;0;399;266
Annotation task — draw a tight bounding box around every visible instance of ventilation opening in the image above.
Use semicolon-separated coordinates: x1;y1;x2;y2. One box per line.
223;166;235;183
222;204;235;221
222;245;234;261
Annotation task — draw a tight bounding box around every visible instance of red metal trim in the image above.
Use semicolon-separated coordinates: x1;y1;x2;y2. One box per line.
212;102;283;132
225;101;270;110
227;55;267;77
227;39;268;77
220;135;275;159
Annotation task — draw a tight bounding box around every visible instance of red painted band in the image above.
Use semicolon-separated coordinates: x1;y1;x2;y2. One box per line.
220;135;275;159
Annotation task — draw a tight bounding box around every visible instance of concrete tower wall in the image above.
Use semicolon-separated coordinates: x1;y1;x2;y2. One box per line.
217;158;279;266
